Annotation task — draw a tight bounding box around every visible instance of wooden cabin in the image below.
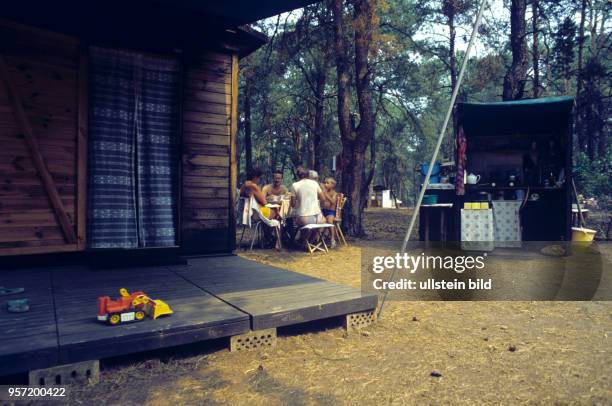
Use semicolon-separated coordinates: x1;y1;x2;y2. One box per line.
0;1;378;380
0;0;316;259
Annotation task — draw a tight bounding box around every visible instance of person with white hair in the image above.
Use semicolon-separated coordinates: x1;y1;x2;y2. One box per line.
308;170;319;182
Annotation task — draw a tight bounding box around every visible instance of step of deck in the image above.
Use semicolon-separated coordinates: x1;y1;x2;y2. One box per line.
173;256;378;330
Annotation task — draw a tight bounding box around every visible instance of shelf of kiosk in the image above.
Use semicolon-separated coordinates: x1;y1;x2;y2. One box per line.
423;184;455;204
464;185;565;191
462;186;568;242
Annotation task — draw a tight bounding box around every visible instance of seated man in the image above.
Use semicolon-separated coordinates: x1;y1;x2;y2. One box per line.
262;170;288;202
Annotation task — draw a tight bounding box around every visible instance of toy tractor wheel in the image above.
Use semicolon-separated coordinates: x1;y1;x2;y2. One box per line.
135;311;145;321
108;314;121;325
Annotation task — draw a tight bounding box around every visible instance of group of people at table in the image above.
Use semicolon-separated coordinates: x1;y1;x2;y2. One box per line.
239;165;340;251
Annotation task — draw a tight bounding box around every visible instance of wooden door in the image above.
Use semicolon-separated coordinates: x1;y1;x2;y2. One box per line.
0;20;86;256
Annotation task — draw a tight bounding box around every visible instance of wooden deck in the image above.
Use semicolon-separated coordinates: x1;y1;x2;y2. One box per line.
175;256;378;330
0;255;377;376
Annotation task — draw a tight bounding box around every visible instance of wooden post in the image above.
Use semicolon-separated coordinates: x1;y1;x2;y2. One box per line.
229;54;239;252
76;44;88;249
0;55;77;244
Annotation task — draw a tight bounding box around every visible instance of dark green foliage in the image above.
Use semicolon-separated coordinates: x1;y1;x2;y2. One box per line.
239;0;610;208
574;151;612;198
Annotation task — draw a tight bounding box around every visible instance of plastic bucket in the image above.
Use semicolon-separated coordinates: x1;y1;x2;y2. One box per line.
420;163;440;177
420;163;441;185
571;227;596;242
423;195;438;205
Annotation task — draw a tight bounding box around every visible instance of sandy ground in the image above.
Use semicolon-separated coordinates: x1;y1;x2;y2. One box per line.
56;209;612;405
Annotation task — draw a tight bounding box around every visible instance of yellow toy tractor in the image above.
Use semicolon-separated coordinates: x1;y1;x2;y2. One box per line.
97;288;173;325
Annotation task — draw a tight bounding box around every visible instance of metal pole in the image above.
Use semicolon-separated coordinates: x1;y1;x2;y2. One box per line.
377;0;488;320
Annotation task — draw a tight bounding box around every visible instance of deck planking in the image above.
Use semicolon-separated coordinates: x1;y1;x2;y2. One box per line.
1;255;377;376
0;268;58;375
173;256;378;330
51;266;250;364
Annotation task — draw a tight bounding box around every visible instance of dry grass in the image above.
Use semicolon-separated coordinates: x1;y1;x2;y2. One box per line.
68;209;611;406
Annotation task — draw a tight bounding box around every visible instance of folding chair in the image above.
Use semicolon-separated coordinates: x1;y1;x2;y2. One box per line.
237;196;281;250
334;193;348;246
299;223;334;254
251;205;282;250
236;197;250;249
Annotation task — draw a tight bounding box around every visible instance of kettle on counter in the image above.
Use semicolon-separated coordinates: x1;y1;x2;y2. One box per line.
466;173;481;185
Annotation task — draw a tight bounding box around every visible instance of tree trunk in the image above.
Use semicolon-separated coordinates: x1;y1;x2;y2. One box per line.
444;0;458;95
307;129;315;169
243;76;253;173
353;0;377;225
443;0;458;158
332;0;357;234
586;6;598;160
331;0;377;237
531;0;540;98
332;0;353;144
503;0;528;100
270;139;278;171
313;68;326;174
575;0;587;153
289;127;303;169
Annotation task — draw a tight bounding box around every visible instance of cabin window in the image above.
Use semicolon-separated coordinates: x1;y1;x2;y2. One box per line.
87;47;180;248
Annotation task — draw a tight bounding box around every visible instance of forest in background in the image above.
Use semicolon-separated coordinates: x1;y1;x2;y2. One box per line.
238;0;611;236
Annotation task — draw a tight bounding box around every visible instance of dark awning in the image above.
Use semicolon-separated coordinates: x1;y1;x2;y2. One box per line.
457;96;575;137
1;0;320;57
157;0;320;25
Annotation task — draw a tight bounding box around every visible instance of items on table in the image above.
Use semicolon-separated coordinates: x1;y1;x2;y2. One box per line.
463;202;490;209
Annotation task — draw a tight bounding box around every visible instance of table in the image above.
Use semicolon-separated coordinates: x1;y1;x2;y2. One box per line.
420;203;454;241
265;198;291;219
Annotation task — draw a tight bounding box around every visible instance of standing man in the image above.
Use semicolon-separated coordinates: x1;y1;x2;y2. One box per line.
262;170;288;200
289;167;326;249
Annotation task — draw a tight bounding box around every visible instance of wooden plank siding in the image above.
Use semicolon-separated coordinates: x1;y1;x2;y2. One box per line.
180;51;236;254
0;19;240;256
0;20;82;255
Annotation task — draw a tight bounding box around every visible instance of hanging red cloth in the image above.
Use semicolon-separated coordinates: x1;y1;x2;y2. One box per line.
455;125;467;195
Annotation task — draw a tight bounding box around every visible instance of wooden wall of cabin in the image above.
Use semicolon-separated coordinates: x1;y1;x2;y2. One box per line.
0;20;85;256
180;51;238;255
0;19;239;257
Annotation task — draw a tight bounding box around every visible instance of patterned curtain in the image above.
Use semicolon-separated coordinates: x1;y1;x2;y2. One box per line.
135;55;180;247
87;47;179;248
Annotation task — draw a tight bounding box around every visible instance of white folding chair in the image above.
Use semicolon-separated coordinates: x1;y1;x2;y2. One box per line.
299;223;334;254
239;196;281;250
251;206;282;250
237;197;250;249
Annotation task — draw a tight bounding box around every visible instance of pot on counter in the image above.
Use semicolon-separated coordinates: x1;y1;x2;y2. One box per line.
466;173;480;184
